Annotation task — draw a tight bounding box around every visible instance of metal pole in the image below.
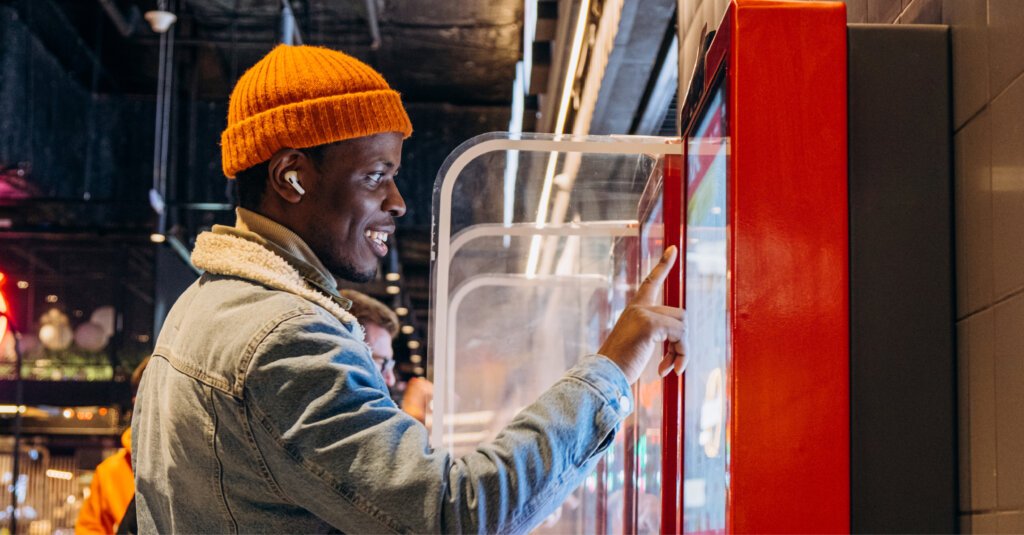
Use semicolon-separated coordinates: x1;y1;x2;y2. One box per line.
150;0;176;234
160;4;176;218
95;0;138;37
364;0;381;50
151;27;168;230
280;0;303;45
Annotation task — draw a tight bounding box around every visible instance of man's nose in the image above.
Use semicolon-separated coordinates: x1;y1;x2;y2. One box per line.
384;181;406;217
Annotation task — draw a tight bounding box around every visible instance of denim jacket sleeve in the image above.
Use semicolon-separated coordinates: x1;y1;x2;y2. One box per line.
242;309;634;534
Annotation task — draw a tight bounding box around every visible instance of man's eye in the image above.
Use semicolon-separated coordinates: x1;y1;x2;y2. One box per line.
367;172;385;183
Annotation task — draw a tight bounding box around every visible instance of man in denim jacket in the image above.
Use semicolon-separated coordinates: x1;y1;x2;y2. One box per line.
132;44;686;534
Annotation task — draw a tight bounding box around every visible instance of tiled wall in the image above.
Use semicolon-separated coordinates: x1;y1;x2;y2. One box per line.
945;0;1024;530
677;0;1024;532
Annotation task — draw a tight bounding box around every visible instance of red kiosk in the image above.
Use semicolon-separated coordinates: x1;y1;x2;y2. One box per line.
667;1;849;532
663;1;954;532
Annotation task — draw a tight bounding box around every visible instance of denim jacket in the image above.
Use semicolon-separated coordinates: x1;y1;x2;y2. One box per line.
132;226;634;534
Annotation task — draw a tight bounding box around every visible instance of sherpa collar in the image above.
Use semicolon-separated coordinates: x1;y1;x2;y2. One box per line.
191;231;361;329
232;208;338;295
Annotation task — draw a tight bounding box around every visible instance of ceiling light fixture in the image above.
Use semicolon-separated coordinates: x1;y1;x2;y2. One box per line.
526;0;592;277
527;0;626;278
46;469;73;480
144;10;177;33
522;0;538;91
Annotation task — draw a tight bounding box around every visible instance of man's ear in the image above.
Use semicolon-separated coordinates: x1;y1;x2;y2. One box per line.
267;149;317;204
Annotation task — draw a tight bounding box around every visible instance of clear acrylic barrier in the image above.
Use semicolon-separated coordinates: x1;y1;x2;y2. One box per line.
430;132;680;533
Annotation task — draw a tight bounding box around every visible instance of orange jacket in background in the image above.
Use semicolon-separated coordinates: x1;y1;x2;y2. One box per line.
75;429;134;535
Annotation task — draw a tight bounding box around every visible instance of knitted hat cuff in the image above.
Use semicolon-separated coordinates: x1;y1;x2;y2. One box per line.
221;89;413;178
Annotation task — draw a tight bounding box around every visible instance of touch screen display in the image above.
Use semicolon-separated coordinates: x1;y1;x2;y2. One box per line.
683;83;730;534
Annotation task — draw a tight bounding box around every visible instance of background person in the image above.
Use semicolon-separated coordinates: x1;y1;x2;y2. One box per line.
75;358;149;535
339;289;398;388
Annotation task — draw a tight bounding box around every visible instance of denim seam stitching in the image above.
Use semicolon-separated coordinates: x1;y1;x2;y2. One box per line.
562;374;622;411
560;376;623;465
208;386;240;534
506;467;578;534
245;398;406;534
239;401;294;504
154;349;232;393
233;304;315;397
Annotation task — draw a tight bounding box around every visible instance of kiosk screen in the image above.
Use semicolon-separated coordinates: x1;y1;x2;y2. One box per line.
683;83;730;533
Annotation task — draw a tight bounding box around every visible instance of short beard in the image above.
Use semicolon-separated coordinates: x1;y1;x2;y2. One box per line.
328;260;376;283
306;227;376;283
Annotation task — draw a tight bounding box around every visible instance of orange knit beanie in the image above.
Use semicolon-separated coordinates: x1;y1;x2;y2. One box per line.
221;44;413;178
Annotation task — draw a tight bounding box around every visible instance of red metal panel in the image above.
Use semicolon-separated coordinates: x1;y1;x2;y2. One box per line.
661;154;683;535
704;8;731;92
728;1;849;532
624;419;637;532
0;272;9;343
597;457;608;534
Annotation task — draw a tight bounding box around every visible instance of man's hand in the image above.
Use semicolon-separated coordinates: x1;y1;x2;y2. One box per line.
598;246;687;384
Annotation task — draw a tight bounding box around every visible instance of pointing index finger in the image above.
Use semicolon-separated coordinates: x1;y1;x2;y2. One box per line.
634;245;678;305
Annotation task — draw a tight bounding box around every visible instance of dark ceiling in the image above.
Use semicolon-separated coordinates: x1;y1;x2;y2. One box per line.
46;0;523;104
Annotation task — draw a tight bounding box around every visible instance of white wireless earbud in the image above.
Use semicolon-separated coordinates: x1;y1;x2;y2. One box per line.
285;170;306;195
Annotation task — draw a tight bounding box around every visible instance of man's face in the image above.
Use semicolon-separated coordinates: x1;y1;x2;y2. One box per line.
363;322;396;387
302;132;406;282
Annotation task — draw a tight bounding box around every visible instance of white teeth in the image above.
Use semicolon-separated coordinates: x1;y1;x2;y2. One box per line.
364;230;389;244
